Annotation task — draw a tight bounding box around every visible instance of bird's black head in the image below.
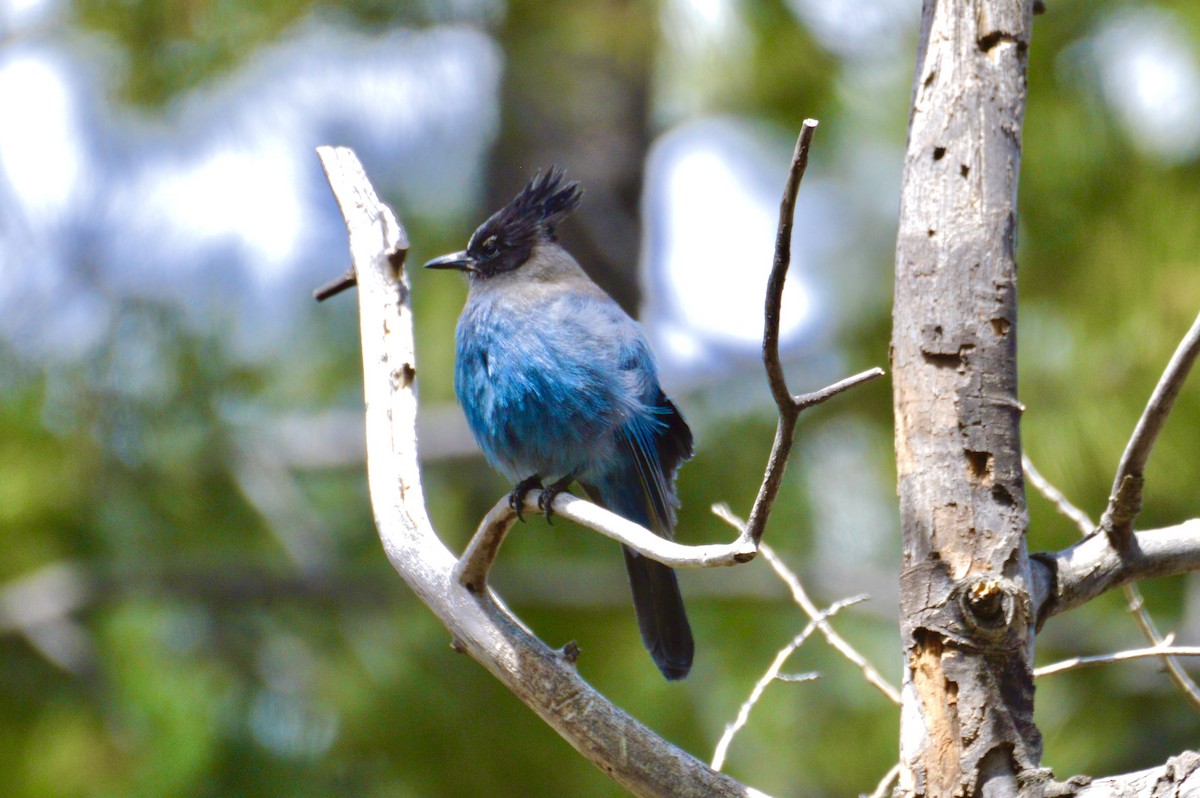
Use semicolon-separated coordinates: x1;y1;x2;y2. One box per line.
424;167;583;278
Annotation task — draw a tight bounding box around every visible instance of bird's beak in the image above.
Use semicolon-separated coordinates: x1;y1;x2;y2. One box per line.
423;251;477;273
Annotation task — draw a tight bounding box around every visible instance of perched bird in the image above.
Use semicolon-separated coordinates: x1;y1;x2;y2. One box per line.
424;168;695;680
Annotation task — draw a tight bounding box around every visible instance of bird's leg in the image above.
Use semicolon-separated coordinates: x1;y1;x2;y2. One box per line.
538;475;576;523
509;474;543;521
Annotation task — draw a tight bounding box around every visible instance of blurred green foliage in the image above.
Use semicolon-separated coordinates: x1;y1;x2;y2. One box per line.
3;0;1200;796
74;0;445;106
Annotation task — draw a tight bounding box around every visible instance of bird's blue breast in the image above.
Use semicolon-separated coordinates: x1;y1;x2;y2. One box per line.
453;289;629;483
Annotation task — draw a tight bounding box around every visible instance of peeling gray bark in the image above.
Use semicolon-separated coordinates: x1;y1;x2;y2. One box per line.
1015;753;1200;798
1032;521;1200;623
1071;753;1200;798
892;1;1039;796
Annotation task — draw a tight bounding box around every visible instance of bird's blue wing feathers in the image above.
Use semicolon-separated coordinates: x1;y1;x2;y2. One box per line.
456;286;693;525
617;395;693;538
604;328;694;537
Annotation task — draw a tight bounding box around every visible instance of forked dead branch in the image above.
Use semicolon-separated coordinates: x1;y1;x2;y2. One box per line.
317;145;753;798
314;124;886;798
1024;307;1200;713
1099;310;1200;552
452;119;882;594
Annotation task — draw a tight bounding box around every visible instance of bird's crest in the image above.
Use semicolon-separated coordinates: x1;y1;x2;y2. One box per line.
506;167;583;238
462;168;583;277
473;168;582;248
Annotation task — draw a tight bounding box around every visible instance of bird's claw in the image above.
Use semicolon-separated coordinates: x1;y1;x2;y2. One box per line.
538;476;574;524
510;475;543;521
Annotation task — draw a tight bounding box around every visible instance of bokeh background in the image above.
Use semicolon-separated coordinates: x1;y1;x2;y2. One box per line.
3;0;1200;795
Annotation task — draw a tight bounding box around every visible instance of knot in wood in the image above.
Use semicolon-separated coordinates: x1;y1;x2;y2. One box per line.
559;640;581;665
957;574;1021;641
901;562;1029;653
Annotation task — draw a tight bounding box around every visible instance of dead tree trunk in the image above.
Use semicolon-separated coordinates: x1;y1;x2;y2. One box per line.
892;1;1039;796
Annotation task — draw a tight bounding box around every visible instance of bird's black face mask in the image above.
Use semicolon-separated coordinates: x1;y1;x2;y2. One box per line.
423;168;582;279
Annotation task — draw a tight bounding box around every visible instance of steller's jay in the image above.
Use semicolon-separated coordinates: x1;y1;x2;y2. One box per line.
424;168;695;680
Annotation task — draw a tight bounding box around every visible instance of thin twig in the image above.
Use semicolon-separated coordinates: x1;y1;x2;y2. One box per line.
748;118;835;544
866;763;901;798
795;367;886;411
1101;309;1200;550
715;504;901;705
1021;454;1092;537
1034;642;1200;678
743;119;884;547
761;543;901;705
745;364;884;548
1121;588;1200;712
313;268;357;301
762;119;819;410
776;672;820;683
745;120;819;546
456;493;759;592
1024;457;1200;710
711;594;867;772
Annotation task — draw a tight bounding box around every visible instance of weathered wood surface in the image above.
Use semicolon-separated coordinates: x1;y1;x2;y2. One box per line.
892;2;1039;796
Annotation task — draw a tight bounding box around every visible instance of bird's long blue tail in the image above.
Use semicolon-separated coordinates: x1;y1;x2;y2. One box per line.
621;545;693;680
584;479;694;680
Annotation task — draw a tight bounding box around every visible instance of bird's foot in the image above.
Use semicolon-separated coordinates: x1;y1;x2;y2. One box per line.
538;476;575;523
509;475;543;521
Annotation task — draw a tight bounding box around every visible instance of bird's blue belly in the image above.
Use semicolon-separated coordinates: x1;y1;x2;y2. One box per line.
454;307;620;483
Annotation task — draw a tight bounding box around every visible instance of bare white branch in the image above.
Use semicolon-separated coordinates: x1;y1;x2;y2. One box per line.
711;594;866;772
1025;456;1200;711
867;763;901;798
713;504;901;706
456;494;759;593
1066;752;1200;798
1100;309;1200;550
1033;641;1200;678
540;492;759;568
318;146;769;798
1021;454;1092;537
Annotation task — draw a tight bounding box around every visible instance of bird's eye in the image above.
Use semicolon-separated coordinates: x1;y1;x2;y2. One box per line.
480;236;499;257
